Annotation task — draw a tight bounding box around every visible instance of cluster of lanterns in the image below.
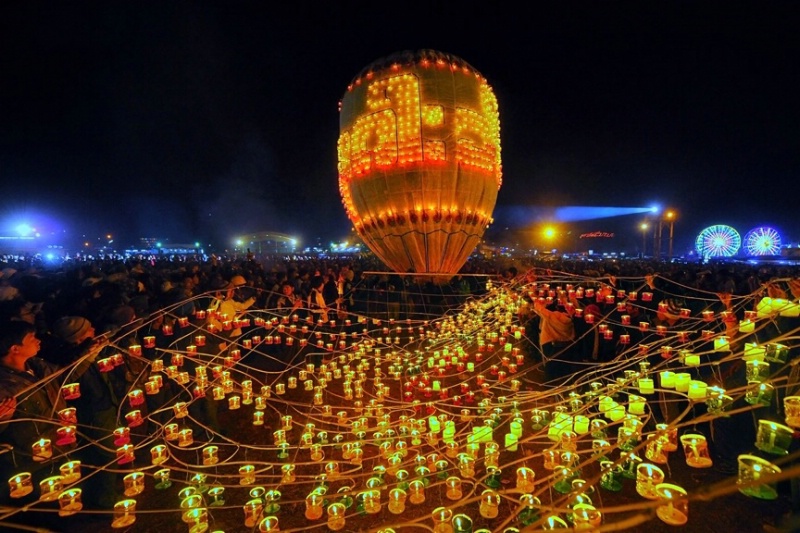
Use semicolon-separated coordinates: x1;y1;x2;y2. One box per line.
4;271;798;531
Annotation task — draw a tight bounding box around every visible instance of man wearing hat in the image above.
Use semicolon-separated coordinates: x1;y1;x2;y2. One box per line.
0;320;101;513
210;274;257;343
51;315;93;346
654;298;685;328
532;296;576;383
41;315;121;509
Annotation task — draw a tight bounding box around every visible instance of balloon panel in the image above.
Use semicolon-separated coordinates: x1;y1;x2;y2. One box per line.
338;50;502;274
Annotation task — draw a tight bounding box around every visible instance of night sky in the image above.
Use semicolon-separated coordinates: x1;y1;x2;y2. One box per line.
2;1;798;254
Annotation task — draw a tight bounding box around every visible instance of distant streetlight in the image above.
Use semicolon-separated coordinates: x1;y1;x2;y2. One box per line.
640;222;649;257
541;225;560;251
665;211;676;259
655;210;677;260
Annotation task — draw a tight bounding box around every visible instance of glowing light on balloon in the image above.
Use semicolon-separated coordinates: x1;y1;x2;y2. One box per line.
337;50;502;274
744;227;782;256
695;225;741;257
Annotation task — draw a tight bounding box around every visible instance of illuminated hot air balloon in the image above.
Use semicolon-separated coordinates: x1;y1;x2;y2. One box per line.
338;50;502;274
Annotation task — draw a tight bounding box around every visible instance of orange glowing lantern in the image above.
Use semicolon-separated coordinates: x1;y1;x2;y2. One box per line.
338;50;502;274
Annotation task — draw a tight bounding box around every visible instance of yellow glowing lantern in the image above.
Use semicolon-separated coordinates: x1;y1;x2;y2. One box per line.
744;342;767;361
327;501;347;531
305;492;324;520
656;483;689;525
758;296;800;317
243;498;263;528
59;460;81;484
445;476;463;500
432;506;453;533
123;471;145;496
112;499;137;529
338;50;502;274
408;479;426;504
8;472;33;498
388;487;407;514
58;488;83;517
32;438;52;462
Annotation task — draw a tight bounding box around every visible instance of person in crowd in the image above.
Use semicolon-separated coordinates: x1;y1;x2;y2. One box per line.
617;299;651;356
571;286;617;365
297;269;312;301
386;274;403;321
336;267;355;319
275;280;304;317
532;294;576;383
266;271;288;309
502;266;518;282
572;303;603;365
210;274;257;344
323;272;340;316
201;275;258;436
163;271;198;318
0;269;20;301
45;316;118;429
307;275;329;323
653;297;685;330
0;320;109;509
0;297;41;328
44;315;123;509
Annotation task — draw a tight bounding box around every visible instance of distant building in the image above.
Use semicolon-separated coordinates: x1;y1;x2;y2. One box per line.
232;232;299;255
0;235;68;259
123;238;206;258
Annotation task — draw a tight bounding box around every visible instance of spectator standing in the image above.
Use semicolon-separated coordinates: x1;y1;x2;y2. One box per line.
275;280;303;317
45;315;122;509
323;273;339;316
307;276;329;323
0;321;99;508
532;296;576;382
210;275;257;344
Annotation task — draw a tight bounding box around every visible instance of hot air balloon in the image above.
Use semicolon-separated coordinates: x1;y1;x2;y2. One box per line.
338;50;502;274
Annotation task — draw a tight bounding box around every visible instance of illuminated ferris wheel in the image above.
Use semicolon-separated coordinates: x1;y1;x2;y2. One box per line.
744;226;782;256
695;225;741;258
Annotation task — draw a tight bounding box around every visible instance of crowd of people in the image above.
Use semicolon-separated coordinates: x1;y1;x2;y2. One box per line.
512;260;800;531
0;251;798;529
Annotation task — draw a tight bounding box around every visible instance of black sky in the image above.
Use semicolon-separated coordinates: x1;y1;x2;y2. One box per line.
1;1;798;253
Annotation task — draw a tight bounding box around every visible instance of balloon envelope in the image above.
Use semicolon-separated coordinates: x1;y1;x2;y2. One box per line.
338;50;502;274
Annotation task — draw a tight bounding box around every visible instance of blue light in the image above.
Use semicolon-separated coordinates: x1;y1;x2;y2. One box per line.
15;223;34;237
553;206;656;222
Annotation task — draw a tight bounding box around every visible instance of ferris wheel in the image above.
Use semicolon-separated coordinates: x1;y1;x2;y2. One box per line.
743;226;782;256
695;225;741;258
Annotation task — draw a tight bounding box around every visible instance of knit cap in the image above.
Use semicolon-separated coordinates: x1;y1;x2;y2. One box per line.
53;316;92;344
660;298;685;316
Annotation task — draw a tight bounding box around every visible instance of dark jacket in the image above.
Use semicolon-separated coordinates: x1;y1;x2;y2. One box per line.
0;357;70;471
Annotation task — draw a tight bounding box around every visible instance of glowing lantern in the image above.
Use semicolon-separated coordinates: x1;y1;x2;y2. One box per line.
338;50;502;274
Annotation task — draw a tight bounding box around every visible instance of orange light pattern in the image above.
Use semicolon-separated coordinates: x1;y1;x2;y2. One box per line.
337;50;502;274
